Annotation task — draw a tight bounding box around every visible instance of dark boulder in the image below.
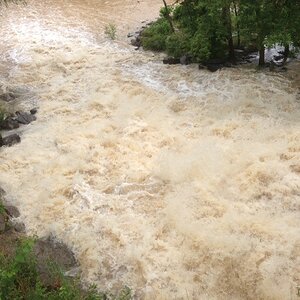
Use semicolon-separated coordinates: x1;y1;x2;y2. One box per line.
0;117;20;130
34;237;78;288
0;134;3;147
163;57;180;65
15;111;36;125
2;134;21;147
131;36;141;47
5;205;20;218
203;58;227;72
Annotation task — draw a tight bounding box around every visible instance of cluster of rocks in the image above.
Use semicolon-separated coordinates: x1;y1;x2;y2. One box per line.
0;108;37;148
128;20;153;50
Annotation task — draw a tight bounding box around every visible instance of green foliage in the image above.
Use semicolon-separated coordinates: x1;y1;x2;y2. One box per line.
165;31;189;58
0;239;132;300
141;18;172;51
141;0;300;65
0;239;36;300
104;23;117;40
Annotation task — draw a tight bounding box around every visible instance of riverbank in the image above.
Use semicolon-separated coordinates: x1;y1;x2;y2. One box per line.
0;187;132;299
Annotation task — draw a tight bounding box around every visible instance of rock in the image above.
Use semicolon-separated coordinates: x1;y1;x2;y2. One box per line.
273;54;284;61
163;57;180;65
202;59;227;72
5;205;20;218
2;134;21;147
0;214;6;232
0;92;17;102
13;222;25;233
0;117;20;130
180;55;192;65
30;108;38;115
34;237;78;288
127;32;134;38
64;266;81;278
0;134;3;147
15;111;36;125
130;37;141;47
206;64;223;72
198;64;206;70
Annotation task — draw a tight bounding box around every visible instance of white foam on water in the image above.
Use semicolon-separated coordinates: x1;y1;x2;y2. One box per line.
0;1;299;299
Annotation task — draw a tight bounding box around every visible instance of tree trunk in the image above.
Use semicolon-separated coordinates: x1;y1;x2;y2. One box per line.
162;0;175;33
259;44;265;66
233;2;240;48
222;5;236;63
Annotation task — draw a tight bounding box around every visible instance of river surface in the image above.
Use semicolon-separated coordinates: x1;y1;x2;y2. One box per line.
0;1;299;299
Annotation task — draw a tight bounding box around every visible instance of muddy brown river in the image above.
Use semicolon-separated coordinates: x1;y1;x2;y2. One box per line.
0;1;299;299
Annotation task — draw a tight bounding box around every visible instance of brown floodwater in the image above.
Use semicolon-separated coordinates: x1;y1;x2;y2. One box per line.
0;1;299;299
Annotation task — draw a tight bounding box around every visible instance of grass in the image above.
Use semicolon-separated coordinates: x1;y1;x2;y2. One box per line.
104;23;117;40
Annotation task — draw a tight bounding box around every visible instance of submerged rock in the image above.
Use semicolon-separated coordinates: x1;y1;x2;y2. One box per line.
2;134;21;147
0;92;17;102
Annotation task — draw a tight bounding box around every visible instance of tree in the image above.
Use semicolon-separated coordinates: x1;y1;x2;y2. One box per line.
238;0;300;65
143;0;300;66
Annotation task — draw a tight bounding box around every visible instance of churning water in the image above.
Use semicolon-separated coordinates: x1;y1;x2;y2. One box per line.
0;1;299;299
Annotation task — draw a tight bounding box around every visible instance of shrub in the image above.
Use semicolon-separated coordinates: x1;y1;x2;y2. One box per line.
141;18;172;51
165;31;190;58
104;23;117;40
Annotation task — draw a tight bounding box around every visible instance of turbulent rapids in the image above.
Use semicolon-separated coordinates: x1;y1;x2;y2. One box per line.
0;1;299;299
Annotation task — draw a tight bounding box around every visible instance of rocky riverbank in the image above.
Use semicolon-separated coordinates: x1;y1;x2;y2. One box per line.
0;87;38;148
128;21;298;73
